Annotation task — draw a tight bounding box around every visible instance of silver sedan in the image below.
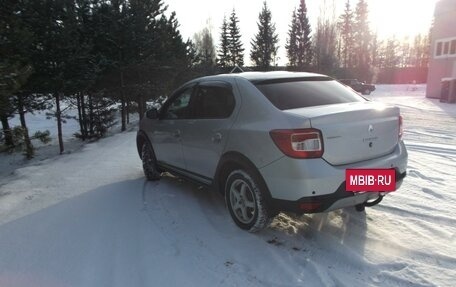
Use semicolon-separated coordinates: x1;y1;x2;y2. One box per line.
137;71;408;232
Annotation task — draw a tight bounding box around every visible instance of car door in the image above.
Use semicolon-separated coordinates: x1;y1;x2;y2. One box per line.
149;86;195;170
181;81;238;179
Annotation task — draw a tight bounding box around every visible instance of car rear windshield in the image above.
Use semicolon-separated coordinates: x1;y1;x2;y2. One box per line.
253;77;365;110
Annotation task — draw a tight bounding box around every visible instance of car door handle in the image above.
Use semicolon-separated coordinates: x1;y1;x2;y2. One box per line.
212;132;222;143
173;130;181;138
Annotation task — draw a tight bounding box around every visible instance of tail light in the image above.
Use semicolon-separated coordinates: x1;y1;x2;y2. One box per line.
399;115;403;140
270;129;324;158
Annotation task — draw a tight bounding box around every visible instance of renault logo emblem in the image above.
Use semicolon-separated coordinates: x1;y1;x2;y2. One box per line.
368;124;374;133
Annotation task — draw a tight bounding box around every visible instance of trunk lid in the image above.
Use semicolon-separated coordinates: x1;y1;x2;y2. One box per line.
284;101;400;165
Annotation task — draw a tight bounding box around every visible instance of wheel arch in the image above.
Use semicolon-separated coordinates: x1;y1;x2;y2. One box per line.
214;151;273;202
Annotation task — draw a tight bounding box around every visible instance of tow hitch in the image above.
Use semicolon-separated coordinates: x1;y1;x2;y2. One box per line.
355;193;384;212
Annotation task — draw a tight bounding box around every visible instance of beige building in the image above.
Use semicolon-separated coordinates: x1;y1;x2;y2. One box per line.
426;0;456;100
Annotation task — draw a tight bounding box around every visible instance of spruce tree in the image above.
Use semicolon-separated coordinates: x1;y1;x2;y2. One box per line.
1;0;195;156
354;0;371;80
250;2;279;70
338;0;355;68
287;0;312;69
296;0;312;69
286;9;299;67
217;16;230;67
228;9;244;67
313;1;338;74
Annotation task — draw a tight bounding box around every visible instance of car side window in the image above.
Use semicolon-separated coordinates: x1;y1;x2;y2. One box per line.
192;84;235;119
162;88;193;119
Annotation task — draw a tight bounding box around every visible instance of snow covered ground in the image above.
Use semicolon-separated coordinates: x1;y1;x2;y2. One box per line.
0;85;455;287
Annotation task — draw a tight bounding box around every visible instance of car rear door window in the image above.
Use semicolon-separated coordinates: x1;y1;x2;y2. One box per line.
192;83;235;119
254;77;364;110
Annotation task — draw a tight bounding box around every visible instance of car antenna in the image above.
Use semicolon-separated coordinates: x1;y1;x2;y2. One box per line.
230;65;244;73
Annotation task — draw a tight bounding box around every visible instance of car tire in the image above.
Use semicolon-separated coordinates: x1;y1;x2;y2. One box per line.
141;142;161;181
224;169;272;232
363;89;371;95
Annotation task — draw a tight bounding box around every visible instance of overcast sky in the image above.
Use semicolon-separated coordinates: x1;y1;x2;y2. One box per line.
165;0;437;65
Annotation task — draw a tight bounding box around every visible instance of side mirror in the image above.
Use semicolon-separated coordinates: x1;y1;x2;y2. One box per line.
146;108;159;119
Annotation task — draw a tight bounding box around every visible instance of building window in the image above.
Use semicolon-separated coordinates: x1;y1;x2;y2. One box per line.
451;40;456;55
436;42;443;56
435;38;456;58
444;42;450;54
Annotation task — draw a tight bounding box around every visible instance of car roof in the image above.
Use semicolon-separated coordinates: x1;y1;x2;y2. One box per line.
193;71;329;83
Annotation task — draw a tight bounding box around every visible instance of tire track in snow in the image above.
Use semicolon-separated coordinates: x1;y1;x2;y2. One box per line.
406;129;454;140
406;141;456;157
267;211;388;286
407;170;445;185
421;187;445;199
376;204;456;227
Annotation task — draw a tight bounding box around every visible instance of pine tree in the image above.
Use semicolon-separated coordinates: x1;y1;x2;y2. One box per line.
128;0;167;62
228;9;244;67
0;0;33;148
286;9;299;67
384;36;400;68
250;2;279;70
13;0;96;154
217;16;230;67
1;0;196;156
338;0;355;68
413;34;429;68
154;12;189;64
370;32;380;68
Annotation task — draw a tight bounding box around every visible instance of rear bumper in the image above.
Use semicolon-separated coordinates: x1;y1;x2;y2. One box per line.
270;170;406;214
259;141;408;213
